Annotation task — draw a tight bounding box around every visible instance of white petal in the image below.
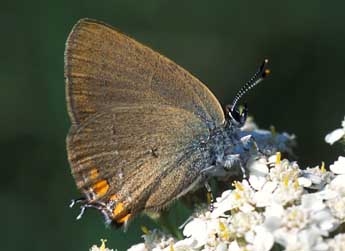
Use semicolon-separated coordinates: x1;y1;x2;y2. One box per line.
301;193;325;211
173;238;197;250
228;241;241;251
328;233;345;250
273;229;297;248
330;156;345;174
216;243;228;251
211;190;232;217
301;172;323;186
127;243;147;251
217;190;232;202
183;219;208;248
249;175;267;191
183;219;203;237
263;216;282;232
211;205;229;218
90;245;99;251
252;226;274;251
245;230;255;243
330;174;345;188
263;204;284;231
313;242;330;251
299;228;320;249
253;191;273;207
325;128;345;145
262;181;277;193
319;189;338;201
298;176;312;187
239;203;255;213
319;218;338;233
247;158;269;176
268;155;277;164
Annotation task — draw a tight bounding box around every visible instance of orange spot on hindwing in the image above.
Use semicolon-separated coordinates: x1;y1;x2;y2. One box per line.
112;202;131;224
117;213;131;224
81;168;99;185
89;168;99;180
113;202;125;216
91;179;109;198
109;194;119;201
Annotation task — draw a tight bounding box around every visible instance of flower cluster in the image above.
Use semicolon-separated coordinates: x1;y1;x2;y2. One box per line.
127;153;345;251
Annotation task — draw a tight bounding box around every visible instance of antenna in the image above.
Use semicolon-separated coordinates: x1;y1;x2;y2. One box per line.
230;59;270;113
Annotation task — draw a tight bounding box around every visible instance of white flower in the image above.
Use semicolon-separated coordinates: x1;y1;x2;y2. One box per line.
268;160;303;205
183;212;221;249
211;180;255;218
226;227;274;251
298;176;313;187
263;203;285;232
330;156;345;174
327;233;345;251
298;164;330;189
245;226;274;251
269;159;299;183
263;192;337;250
325;173;345;222
183;218;209;248
229;211;263;238
90;239;114;251
274;227;328;251
272;176;303;206
301;193;338;234
133;230;175;251
325;117;345;145
325;129;345;145
211;190;232;218
247;157;269;190
229;180;255;212
253;181;277;207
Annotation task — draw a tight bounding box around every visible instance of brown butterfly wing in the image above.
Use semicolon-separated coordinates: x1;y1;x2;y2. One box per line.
67;105;211;224
64;18;224;127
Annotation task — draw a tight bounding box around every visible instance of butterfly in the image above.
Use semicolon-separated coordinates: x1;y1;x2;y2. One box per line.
64;18;270;227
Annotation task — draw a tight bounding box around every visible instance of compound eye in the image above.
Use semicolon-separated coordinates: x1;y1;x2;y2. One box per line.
239;103;248;125
228;103;248;127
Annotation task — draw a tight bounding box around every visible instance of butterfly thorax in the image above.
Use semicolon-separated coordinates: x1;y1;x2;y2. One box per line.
204;120;253;178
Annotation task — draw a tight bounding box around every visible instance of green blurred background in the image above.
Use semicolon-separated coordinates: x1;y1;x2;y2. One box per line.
2;0;345;250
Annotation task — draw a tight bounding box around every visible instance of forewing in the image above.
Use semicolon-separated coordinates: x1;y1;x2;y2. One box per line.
64;18;224;127
67;105;211;223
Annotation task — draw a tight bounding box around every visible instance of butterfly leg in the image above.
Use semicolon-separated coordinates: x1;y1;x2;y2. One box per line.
201;165;227;177
69;197;87;208
69;197;109;222
223;154;247;178
69;197;89;220
240;134;265;156
204;181;214;212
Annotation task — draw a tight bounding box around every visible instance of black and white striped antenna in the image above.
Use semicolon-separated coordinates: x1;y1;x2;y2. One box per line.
230;59;270;113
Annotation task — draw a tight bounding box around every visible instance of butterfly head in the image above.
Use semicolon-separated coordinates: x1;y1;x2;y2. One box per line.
226;103;248;127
